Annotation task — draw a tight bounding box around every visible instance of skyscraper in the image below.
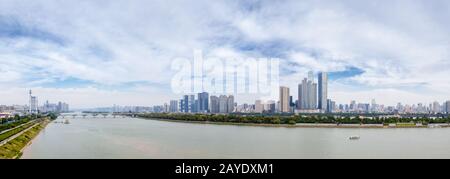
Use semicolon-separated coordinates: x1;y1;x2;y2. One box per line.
328;100;336;113
326;99;332;113
181;95;189;113
227;95;234;113
219;95;228;113
189;95;196;113
432;101;441;113
164;103;169;112
298;79;306;109
210;96;220;113
194;100;199;113
371;99;378;113
56;102;69;112
30;96;38;113
350;100;357;112
279;86;290;113
169;100;179;113
446;101;450;114
298;72;317;110
179;99;184;113
29;90;38;114
289;96;295;107
318;72;328;112
255;100;263;113
29;90;32;113
266;100;276;113
197;92;209;113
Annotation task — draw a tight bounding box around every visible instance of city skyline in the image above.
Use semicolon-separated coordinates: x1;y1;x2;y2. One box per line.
1;74;450;113
3;83;449;115
0;89;70;118
156;71;449;115
1;1;450;108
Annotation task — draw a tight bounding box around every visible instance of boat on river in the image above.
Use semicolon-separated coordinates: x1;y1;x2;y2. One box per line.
349;136;360;140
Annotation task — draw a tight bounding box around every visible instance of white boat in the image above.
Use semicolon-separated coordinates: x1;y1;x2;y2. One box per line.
349;136;360;140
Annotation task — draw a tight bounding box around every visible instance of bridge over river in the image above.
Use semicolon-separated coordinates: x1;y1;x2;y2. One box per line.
59;113;139;119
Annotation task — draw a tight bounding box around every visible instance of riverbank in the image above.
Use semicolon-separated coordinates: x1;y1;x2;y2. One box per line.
138;113;450;129
0;119;50;159
141;117;450;129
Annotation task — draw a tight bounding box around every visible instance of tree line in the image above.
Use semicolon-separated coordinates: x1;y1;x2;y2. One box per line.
0;113;58;132
138;113;450;125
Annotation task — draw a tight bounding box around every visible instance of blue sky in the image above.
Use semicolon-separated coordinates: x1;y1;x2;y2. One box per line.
0;0;449;108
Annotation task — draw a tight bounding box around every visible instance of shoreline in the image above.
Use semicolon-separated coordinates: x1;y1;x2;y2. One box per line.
0;119;50;159
140;117;450;129
18;120;51;159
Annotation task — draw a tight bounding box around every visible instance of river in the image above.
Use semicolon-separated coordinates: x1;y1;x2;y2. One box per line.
22;116;450;159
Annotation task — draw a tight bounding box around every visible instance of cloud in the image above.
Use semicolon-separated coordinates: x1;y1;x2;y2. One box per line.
0;0;449;107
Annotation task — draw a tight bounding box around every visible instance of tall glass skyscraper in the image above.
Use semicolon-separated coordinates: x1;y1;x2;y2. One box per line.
298;71;317;110
181;95;189;113
189;95;196;113
197;92;209;113
169;100;179;113
318;72;328;112
227;95;234;113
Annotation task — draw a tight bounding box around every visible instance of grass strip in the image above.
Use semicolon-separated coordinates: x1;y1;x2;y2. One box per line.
0;120;49;159
0;122;36;142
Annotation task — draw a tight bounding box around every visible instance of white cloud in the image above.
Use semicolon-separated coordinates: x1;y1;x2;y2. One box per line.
0;0;449;107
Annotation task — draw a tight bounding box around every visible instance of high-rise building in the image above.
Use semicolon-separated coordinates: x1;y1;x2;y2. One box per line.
358;103;370;113
371;99;378;113
396;103;403;112
289;96;296;112
210;96;220;113
318;72;328;112
57;101;62;112
298;73;317;110
61;102;69;112
350;100;357;112
56;101;69;113
197;92;209;113
442;102;445;113
193;99;199;113
326;99;334;113
330;100;336;113
446;101;450;114
219;95;228;113
255;100;263;113
265;100;276;113
182;95;190;113
29;90;38;114
163;103;169;113
43;101;66;113
227;95;234;113
169;100;179;113
179;99;184;113
189;95;196;113
299;79;306;109
212;95;235;114
279;86;290;113
289;96;295;107
312;83;317;109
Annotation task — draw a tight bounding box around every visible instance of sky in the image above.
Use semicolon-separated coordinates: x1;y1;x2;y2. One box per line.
0;0;449;108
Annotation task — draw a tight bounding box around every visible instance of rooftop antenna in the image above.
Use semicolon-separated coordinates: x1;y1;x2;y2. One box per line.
29;90;32;113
